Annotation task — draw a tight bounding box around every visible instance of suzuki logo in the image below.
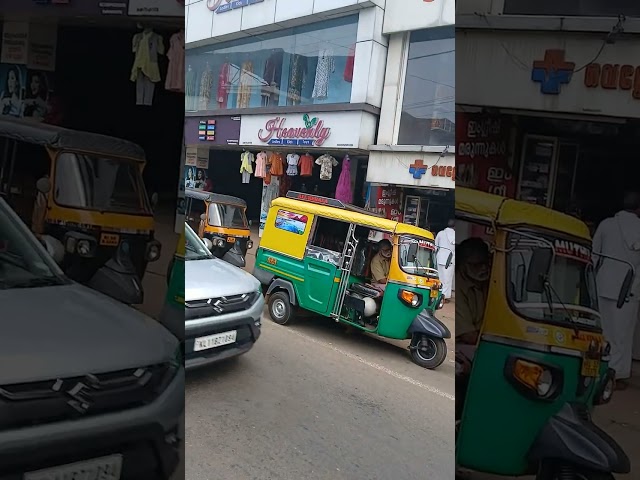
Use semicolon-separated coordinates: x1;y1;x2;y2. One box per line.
54;374;100;414
207;298;224;313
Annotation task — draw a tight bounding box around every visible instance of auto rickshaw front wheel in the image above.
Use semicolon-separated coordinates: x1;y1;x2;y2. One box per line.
410;334;447;369
268;291;295;325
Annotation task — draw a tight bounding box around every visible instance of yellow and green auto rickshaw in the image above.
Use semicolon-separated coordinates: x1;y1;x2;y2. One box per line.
160;227;185;344
184;187;252;268
455;187;631;479
0;117;160;305
253;192;452;369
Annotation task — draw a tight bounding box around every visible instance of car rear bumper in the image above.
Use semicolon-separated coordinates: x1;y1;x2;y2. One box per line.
0;367;184;479
185;294;264;370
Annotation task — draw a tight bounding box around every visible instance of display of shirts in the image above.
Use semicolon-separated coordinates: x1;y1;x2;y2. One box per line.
130;29;164;84
269;152;284;177
255;151;267;178
344;44;355;83
199;65;214;110
165;30;185;92
217;63;231;108
312;49;335;100
299;153;314;177
240;151;255;184
237;60;254;108
286;153;300;176
186;65;197;110
315;154;339;180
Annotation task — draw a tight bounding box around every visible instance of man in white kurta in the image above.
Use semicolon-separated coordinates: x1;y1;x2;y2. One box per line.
435;220;456;301
592;192;640;387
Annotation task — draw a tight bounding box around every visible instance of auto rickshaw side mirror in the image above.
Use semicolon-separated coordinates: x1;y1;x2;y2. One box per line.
526;248;553;293
203;237;213;251
407;242;418;262
617;268;634;308
36;177;51;194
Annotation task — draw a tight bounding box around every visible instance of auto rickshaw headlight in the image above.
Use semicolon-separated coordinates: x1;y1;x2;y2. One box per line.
398;289;423;308
213;238;225;248
146;241;161;262
247;240;254;250
77;240;92;257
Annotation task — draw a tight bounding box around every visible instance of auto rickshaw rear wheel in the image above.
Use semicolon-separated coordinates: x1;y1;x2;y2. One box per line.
268;291;295;325
410;334;447;369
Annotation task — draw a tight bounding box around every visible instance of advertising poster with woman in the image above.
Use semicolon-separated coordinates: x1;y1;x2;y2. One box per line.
0;64;25;117
23;70;52;121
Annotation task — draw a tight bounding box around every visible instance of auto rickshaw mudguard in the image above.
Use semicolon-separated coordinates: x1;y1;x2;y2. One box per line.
527;403;630;474
407;309;451;338
266;278;298;306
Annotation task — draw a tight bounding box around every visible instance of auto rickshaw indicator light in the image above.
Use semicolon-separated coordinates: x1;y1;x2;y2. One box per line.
398;289;422;308
513;359;545;390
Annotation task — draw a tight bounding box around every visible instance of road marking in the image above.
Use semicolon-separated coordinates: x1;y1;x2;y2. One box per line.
273;325;455;402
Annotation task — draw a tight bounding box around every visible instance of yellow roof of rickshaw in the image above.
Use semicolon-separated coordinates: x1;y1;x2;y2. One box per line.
456;187;590;241
271;197;435;240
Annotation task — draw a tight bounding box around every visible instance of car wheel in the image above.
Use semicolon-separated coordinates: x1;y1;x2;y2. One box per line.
410;334;447;369
268;291;295;325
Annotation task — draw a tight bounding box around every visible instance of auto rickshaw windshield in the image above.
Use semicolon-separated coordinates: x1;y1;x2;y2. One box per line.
398;235;438;277
208;203;248;229
54;152;151;215
507;231;600;327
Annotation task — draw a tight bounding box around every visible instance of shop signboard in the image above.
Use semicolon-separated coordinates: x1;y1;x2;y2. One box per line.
457;31;640;119
128;0;185;16
207;0;264;13
383;0;454;34
184;116;241;145
1;22;29;64
367;151;455;189
239;111;375;150
455;112;515;197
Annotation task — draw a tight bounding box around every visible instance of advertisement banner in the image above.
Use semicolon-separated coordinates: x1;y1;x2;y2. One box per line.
366;185;403;222
184;115;241;145
27;24;57;71
455;112;515;198
128;0;185;16
1;22;29;64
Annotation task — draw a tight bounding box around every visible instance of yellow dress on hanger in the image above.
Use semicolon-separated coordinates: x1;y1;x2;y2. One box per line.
237;61;254;108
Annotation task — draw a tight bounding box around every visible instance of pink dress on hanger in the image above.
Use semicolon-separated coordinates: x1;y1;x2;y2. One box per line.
255;151;267;178
335;156;353;204
165;30;185;92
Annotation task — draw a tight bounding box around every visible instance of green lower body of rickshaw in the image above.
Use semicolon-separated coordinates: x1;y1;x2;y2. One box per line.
456;339;600;476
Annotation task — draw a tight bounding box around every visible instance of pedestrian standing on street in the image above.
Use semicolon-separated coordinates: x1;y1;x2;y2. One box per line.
435;219;455;303
592;191;640;390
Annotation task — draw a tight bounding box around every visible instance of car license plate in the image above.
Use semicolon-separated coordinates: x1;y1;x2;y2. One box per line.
194;330;237;352
100;232;120;247
227;237;236;243
24;454;122;480
581;358;599;377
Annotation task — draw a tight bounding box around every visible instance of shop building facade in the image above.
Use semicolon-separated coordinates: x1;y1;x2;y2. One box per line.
456;0;640;231
366;0;455;234
184;0;388;234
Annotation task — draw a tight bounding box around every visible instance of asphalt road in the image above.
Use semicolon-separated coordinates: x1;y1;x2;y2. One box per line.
185;310;456;480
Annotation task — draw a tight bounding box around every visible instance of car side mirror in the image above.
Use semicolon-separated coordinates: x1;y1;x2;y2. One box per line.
617;268;634;308
203;238;213;251
36;177;51;194
150;192;159;209
407;242;418;262
41;235;64;264
445;251;453;269
526;248;553;293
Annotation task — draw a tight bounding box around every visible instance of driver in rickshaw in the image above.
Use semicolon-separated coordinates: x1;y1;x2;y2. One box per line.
370;239;393;292
455;237;491;419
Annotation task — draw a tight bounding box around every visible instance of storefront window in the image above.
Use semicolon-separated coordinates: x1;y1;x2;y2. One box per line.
398;27;455;147
185;16;358;112
503;0;640;16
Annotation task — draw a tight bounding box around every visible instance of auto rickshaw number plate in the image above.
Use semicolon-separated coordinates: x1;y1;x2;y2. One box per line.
100;232;120;247
227;237;236;243
581;358;599;377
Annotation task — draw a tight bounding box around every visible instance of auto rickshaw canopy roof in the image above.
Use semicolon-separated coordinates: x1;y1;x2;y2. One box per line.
185;188;247;208
271;195;435;240
0;117;145;161
456;187;590;241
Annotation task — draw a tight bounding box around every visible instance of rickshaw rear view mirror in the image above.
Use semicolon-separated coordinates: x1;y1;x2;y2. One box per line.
150;192;159;209
617;268;634;309
203;237;213;251
525;248;553;293
407;242;418;262
36;177;51;194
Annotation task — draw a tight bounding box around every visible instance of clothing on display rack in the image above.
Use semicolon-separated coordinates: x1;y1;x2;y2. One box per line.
199;64;214;110
237;60;254;108
286;153;300;176
312;49;335;100
299;153;314;177
279;171;293;197
217;62;231;109
268;152;285;177
264;155;272;185
240;151;255;184
262;50;284;106
335;155;353;204
165;30;185;92
262;175;280;211
130;28;165;106
315;154;338;180
344;44;355;83
287;54;307;106
255;151;268;178
186;65;197;110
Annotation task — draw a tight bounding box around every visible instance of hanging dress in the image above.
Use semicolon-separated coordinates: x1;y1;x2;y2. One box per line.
237;60;254;108
240;151;255;184
199;65;214;110
335;156;353;204
344;44;355;83
186;66;197;110
165;30;185;92
255;151;267;178
287;54;307;105
312;49;335;100
286;153;300;176
217;63;231;109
